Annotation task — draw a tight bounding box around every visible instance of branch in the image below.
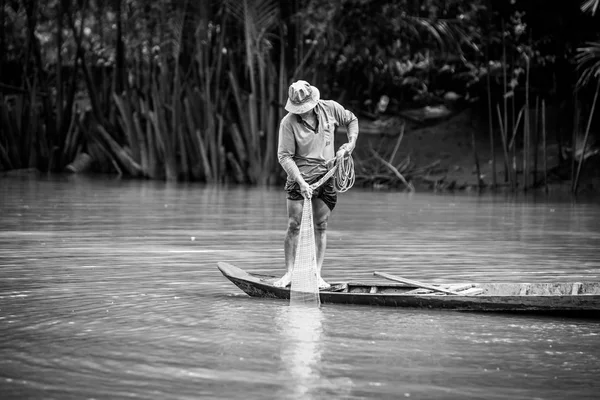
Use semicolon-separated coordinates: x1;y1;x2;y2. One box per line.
388;120;406;165
370;148;415;191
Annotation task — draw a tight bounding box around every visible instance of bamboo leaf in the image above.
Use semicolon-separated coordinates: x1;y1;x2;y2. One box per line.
182;96;201;162
132;112;149;175
196;128;213;182
178;124;189;180
145;110;159;179
576;41;600;88
113;93;141;162
508;106;525;150
226;152;245;183
581;0;600;15
95;123;142;176
0;140;13;170
0;96;20;167
227;70;251;142
229;123;248;166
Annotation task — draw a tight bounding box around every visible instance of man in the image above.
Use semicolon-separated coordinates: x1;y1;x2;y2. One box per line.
274;80;359;289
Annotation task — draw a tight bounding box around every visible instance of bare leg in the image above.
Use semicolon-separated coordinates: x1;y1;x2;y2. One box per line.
273;199;303;287
312;197;331;289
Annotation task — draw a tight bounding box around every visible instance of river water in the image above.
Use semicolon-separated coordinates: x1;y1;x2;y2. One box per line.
1;174;599;399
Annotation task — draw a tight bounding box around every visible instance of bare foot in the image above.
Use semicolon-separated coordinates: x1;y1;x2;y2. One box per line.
273;272;292;288
318;276;331;290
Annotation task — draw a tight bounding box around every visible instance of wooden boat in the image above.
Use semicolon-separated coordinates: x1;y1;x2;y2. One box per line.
217;262;600;317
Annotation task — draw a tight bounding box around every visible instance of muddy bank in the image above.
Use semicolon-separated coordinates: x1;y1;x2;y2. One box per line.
343;109;600;195
4;107;598;197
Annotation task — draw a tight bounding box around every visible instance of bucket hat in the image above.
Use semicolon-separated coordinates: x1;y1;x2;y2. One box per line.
285;80;320;114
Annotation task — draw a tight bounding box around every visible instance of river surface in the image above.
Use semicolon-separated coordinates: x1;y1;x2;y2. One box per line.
1;174;599;400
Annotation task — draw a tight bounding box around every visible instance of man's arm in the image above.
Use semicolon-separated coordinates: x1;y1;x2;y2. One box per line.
278;121;313;197
343;118;359;153
330;101;359;154
277;121;302;182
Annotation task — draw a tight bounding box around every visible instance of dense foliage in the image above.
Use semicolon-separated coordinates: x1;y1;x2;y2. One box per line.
0;0;598;191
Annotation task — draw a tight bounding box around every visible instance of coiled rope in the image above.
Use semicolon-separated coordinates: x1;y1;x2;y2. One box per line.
309;154;355;193
333;154;355;192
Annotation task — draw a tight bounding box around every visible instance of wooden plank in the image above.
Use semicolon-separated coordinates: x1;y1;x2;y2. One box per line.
458;288;485;296
442;283;475;292
403;288;434;295
326;283;348;293
405;287;483;296
374;272;461;295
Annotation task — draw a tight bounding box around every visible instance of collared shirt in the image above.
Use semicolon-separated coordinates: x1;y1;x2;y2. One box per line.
277;100;358;183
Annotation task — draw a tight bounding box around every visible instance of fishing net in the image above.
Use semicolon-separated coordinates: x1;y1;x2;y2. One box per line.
289;155;355;308
289;195;320;307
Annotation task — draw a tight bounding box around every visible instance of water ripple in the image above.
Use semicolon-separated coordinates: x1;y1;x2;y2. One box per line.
1;175;599;399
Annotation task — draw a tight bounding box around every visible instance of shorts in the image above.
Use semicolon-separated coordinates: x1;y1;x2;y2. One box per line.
285;175;337;211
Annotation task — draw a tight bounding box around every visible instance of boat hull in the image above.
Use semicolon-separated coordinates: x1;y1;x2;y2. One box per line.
218;262;600;317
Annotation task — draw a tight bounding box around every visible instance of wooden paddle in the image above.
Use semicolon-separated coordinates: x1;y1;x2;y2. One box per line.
374;271;461;295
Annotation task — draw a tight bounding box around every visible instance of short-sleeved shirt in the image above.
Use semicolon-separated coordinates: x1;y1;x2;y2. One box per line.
277;100;357;182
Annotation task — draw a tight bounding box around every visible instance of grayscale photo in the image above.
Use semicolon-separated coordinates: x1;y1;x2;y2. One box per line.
1;1;599;399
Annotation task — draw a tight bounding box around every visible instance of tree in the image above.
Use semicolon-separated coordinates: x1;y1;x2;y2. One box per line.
572;0;600;192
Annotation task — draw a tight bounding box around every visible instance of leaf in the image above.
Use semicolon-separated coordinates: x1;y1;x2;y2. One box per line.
576;41;600;88
170;8;186;59
581;0;600;15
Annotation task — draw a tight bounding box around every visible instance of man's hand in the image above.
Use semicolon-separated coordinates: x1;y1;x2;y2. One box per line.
298;179;313;199
336;142;355;159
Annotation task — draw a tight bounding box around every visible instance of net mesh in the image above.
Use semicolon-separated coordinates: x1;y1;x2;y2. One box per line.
288;155;355;308
289;196;320;307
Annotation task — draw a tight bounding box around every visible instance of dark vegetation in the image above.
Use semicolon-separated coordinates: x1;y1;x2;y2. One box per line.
0;0;599;193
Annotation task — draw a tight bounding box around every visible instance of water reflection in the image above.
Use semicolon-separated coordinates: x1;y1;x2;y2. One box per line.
275;305;325;400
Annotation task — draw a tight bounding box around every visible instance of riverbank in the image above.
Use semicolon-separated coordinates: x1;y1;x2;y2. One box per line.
3;108;598;196
346;109;600;196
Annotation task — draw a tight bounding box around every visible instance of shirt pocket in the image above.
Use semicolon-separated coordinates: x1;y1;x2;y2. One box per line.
322;116;337;147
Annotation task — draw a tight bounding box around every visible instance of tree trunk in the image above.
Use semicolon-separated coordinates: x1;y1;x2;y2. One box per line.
113;0;125;94
56;0;64;166
0;0;5;80
25;0;56;169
